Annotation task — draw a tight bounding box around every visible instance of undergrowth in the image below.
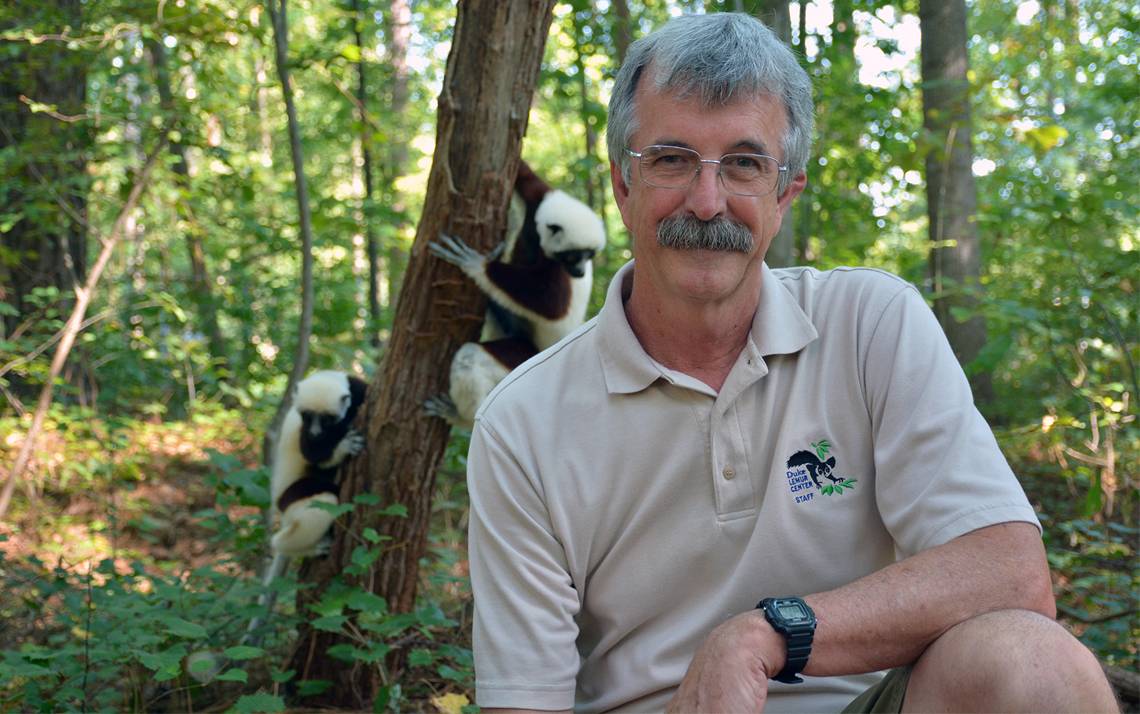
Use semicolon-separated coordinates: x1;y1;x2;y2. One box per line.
0;409;475;713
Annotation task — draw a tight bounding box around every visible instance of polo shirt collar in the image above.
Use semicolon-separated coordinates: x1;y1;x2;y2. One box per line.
598;260;818;395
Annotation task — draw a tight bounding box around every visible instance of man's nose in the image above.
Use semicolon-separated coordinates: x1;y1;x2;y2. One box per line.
684;162;727;221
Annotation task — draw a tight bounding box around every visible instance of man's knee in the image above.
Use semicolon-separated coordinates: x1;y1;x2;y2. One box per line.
904;609;1119;713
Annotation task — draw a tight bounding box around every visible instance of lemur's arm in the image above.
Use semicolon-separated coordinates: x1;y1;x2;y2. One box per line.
430;234;571;322
319;430;365;468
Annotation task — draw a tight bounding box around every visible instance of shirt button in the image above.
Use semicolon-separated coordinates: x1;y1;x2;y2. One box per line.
722;466;736;480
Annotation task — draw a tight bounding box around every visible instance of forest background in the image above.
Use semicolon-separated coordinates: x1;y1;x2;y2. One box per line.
0;0;1135;711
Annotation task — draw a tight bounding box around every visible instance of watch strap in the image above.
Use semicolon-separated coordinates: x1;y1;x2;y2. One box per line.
757;597;816;684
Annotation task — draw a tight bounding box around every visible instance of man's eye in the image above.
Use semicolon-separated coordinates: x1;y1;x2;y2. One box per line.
654;152;690;166
727;155;762;170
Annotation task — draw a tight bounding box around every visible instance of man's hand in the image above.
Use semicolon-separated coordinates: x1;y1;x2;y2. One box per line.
665;610;786;714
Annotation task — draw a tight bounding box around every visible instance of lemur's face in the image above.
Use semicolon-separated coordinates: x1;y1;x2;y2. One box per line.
300;394;350;436
552;245;596;278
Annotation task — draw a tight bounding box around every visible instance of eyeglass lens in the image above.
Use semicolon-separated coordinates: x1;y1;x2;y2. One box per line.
637;146;780;196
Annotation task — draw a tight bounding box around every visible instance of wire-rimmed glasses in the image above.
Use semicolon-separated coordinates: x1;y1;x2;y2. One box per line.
624;145;787;197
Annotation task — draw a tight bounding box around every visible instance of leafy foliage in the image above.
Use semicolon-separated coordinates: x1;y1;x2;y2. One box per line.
0;0;1136;707
0;418;475;711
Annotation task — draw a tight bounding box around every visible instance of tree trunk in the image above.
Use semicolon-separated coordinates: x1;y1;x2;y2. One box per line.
572;7;600;212
919;0;992;402
611;0;631;65
0;0;89;344
262;0;317;466
0;140;165;519
382;0;413;329
286;0;556;706
754;0;795;268
145;37;229;371
352;0;382;345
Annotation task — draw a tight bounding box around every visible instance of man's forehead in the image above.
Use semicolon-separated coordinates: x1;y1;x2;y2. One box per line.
632;82;787;151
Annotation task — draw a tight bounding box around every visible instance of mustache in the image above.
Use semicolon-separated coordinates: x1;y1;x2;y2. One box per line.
656;215;755;253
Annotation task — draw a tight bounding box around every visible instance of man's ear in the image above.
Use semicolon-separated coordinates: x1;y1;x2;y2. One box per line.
776;171;807;218
610;159;630;211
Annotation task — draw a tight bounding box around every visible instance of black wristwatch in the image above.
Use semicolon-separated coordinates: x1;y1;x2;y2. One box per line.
757;597;816;684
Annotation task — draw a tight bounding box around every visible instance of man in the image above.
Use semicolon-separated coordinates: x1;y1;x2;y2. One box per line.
465;12;1118;714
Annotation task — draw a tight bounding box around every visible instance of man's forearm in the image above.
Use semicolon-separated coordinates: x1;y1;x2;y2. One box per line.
802;521;1055;677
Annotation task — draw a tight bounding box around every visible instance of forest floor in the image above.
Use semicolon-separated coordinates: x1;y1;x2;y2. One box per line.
0;412;1135;711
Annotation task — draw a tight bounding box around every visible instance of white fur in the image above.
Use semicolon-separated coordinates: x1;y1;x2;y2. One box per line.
270;493;338;556
447;343;513;431
269;370;358;557
535;190;606;256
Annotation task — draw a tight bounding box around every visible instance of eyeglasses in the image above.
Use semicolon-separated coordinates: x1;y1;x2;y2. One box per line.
624;145;788;197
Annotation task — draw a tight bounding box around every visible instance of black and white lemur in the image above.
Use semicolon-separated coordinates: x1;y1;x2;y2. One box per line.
425;160;606;429
270;369;368;556
187;370;369;680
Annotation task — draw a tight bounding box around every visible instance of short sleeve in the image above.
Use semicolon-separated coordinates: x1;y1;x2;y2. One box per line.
467;418;581;710
862;285;1041;557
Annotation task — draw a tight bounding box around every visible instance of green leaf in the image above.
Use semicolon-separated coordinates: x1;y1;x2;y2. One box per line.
296;679;333;696
379;503;408;518
1022;123;1069;154
345;590;387;613
312;614;349;632
232;693;286;713
0;660;53;678
326;644;359;662
353;493;381;506
408;648;434;666
215;668;248;683
160;616;208;640
341;44;362;62
309;500;354;518
223;645;265;660
350;545;381;569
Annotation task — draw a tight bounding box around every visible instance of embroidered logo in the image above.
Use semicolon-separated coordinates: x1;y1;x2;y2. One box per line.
784;440;857;504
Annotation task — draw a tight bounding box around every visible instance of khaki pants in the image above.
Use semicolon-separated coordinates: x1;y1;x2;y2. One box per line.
842;667;913;713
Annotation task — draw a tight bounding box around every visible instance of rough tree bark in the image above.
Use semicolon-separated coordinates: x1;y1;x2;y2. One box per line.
919;0;992;403
286;0;556;707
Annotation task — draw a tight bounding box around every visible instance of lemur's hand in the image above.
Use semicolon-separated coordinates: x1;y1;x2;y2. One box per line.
430;233;505;276
423;393;459;422
320;429;366;468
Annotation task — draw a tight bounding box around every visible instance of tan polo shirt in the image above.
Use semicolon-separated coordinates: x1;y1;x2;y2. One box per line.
467;261;1040;713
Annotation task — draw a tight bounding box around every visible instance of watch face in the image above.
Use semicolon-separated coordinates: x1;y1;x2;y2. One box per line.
777;601;810;623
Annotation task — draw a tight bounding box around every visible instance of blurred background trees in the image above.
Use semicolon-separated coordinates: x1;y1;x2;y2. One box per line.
0;0;1135;709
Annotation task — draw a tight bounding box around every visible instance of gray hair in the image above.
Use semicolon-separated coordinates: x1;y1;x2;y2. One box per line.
607;12;814;195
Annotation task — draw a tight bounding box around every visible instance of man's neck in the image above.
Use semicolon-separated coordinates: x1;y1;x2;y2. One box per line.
623;277;760;393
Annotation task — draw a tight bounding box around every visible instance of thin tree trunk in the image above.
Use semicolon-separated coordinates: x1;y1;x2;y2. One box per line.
287;0;556;706
382;0;412;328
919;0;992;402
262;0;317;466
0;0;89;344
352;0;382;346
146;37;229;371
572;7;599;211
612;0;631;65
754;0;795;268
0;139;166;519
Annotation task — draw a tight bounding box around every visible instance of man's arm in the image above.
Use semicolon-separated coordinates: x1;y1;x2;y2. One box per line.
667;520;1053;712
